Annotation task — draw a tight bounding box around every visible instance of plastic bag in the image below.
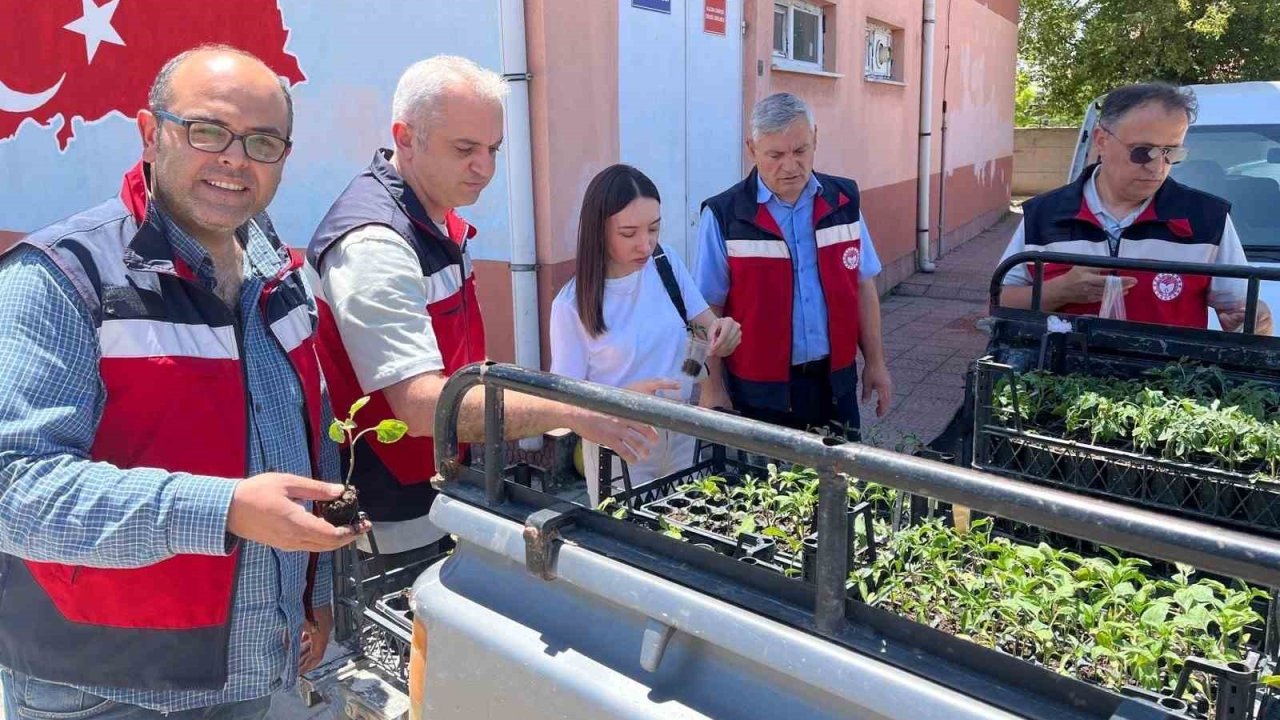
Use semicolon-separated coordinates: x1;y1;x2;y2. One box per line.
1099;274;1127;321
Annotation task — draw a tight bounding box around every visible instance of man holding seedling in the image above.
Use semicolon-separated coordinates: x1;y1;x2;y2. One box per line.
1000;82;1273;334
307;56;659;558
696;92;893;439
0;46;360;718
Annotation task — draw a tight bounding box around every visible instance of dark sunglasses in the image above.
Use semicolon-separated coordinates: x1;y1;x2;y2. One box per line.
1098;123;1188;165
153;110;291;164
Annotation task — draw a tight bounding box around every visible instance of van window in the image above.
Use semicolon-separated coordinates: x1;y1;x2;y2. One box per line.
1171;124;1280;254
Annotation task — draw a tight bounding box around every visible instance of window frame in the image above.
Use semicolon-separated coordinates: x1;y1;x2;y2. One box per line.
773;0;825;71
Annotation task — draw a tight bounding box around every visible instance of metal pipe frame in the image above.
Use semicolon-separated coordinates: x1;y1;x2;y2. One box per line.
432;362;1280;635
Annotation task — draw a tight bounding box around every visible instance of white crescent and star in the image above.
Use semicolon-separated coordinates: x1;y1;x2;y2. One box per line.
0;0;125;114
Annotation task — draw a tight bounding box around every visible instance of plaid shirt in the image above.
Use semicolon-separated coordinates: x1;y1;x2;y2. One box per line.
0;204;338;712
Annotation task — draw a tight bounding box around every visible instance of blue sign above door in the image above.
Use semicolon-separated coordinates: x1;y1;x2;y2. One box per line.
632;0;672;13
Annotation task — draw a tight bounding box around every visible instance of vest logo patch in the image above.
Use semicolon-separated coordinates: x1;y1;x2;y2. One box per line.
842;246;860;271
1153;273;1183;301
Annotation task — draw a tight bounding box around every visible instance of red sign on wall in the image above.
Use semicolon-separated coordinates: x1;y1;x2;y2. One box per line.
704;0;727;35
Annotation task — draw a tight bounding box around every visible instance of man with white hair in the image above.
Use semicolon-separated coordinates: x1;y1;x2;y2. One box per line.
696;92;892;439
308;56;657;555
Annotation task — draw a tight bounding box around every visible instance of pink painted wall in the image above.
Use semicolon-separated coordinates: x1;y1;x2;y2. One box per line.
524;0;621;366
742;0;1017;276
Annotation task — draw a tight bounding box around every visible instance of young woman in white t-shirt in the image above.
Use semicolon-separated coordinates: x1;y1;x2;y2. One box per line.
550;164;741;506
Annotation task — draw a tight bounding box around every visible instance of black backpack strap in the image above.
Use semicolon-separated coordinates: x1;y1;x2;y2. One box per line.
652;244;688;324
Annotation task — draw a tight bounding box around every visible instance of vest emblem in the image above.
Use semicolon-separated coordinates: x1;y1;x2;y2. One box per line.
1153;273;1184;301
842;246;860;271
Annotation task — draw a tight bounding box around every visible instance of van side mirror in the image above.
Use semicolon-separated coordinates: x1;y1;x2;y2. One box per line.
1268;148;1280;164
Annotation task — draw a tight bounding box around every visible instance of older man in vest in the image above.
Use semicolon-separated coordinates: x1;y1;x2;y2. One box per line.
999;82;1273;334
0;46;362;719
696;92;893;439
307;56;658;558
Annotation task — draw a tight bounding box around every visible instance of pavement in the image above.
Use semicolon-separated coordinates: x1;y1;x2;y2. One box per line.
0;207;1021;720
858;207;1020;451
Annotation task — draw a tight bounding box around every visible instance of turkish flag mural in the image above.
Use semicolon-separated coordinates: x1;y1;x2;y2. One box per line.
0;0;305;150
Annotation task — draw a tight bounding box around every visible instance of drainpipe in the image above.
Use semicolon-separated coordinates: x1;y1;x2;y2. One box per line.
916;0;938;273
499;0;543;450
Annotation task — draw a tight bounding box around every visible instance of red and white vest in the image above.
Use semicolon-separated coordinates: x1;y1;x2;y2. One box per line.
1021;164;1231;329
0;162;326;689
307;150;486;523
702;169;863;412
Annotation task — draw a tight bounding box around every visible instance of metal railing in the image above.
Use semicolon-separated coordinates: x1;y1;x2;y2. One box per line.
431;362;1280;637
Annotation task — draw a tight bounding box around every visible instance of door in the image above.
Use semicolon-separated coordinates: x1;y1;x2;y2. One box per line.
619;0;744;268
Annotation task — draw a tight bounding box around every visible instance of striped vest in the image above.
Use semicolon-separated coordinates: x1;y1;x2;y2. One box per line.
307;149;486;523
1022;164;1231;329
0;162;325;689
702;169;863;412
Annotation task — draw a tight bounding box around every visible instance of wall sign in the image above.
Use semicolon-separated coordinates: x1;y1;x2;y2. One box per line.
704;0;727;35
632;0;671;13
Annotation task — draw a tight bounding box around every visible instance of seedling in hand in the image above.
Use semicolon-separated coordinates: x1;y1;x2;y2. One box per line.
319;396;408;526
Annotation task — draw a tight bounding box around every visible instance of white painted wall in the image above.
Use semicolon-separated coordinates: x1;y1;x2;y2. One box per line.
0;1;515;263
618;0;743;267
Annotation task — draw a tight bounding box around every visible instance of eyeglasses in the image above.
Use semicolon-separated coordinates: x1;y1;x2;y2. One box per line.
153;110;291;164
1098;123;1189;165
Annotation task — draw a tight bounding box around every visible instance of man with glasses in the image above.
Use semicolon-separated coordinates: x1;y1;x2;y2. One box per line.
0;45;362;719
999;82;1272;333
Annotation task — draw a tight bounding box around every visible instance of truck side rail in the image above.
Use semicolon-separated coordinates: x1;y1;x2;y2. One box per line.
990;250;1280;334
431;362;1280;641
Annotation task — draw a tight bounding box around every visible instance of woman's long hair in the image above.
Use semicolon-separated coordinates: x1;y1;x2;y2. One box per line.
574;164;661;338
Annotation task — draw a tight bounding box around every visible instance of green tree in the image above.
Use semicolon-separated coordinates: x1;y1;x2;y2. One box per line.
1018;0;1280;127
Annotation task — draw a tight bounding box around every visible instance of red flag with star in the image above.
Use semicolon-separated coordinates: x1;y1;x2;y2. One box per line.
0;0;305;150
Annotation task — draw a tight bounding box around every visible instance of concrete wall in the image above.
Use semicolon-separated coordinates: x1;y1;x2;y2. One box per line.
1013;127;1079;196
742;0;1017;292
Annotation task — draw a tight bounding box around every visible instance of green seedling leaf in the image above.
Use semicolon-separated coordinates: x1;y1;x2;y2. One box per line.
328;419;346;444
1262;675;1280;689
348;396;371;419
736;516;757;535
375;419;409;444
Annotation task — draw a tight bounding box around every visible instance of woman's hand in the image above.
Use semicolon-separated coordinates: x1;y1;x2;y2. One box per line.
705;317;741;357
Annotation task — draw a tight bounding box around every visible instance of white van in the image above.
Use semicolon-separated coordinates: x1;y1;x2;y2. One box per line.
1069;81;1280;332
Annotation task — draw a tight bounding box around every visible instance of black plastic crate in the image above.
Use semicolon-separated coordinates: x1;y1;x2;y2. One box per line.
972;358;1280;538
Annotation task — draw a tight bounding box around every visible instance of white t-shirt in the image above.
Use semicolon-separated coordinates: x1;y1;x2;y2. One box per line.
551;250;711;505
550;251;710;389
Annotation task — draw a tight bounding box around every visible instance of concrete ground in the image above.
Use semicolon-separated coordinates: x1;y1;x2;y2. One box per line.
858;208;1020;451
0;208;1021;720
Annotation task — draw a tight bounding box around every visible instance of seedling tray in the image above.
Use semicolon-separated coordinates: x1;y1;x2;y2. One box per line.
972;358;1280;538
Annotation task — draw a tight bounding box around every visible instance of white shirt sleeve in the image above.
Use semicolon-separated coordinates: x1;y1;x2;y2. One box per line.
999;219;1032;286
549;286;591;381
670;250;711;321
1208;214;1249;310
319;225;445;393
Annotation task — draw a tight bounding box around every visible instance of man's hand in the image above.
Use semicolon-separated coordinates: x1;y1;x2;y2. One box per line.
568;410;659;465
1218;300;1275;335
861;361;893;418
705;317;742;357
300;604;333;674
1047;267;1136;306
227;473;369;552
625;378;681;396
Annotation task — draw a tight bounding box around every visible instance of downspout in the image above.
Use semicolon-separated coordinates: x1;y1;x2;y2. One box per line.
916;0;938;272
499;0;543;450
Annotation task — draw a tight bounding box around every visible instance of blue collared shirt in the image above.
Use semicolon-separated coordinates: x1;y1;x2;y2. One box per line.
0;203;337;712
695;173;882;365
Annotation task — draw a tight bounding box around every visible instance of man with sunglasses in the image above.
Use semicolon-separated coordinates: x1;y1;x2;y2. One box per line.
999;82;1272;334
0;46;363;719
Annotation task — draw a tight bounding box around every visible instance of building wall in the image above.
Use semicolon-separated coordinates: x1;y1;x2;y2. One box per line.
1013;127;1079;196
742;0;1017;291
